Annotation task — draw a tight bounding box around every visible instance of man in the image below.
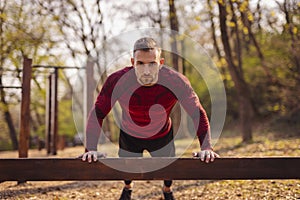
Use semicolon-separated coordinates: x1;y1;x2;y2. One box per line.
81;37;219;200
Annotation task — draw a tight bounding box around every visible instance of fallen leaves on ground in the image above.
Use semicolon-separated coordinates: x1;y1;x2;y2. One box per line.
0;133;299;199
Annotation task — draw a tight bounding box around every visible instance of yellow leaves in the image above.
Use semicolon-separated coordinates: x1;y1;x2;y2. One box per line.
218;0;225;6
52;15;60;21
267;103;285;113
270;11;276;17
175;34;186;41
215;58;225;68
194;16;201;21
247;12;254;22
220;57;227;66
228;21;236;27
0;12;7;20
243;27;248;34
239;1;249;12
293;27;298;35
189;24;199;31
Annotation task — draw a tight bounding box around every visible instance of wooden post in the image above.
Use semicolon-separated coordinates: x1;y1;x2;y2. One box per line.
86;61;96;117
19;57;32;158
84;61;96;141
45;74;52;155
51;69;58;155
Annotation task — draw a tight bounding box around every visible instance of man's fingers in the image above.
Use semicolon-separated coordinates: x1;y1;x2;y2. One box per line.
194;150;220;163
87;153;92;163
81;151;105;163
93;152;98;162
200;151;205;161
81;153;87;161
205;151;211;163
210;152;215;162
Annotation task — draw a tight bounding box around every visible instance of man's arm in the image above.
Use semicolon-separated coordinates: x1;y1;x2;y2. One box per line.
176;75;219;162
81;74;120;162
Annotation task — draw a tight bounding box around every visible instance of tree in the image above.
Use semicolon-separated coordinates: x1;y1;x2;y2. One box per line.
217;0;254;142
0;0;64;150
37;0;116;141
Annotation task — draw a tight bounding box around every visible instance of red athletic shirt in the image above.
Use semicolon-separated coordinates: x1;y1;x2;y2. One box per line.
86;66;211;151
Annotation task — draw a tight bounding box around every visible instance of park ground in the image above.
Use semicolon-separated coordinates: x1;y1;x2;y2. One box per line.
0;131;299;200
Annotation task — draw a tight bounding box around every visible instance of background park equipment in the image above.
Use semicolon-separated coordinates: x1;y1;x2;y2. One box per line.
0;157;299;182
16;57;83;158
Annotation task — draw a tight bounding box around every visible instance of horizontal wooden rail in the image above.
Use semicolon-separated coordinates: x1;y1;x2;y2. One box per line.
0;157;299;182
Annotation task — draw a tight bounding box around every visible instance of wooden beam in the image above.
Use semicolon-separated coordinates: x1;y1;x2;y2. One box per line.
0;157;299;182
32;65;81;69
18;57;32;158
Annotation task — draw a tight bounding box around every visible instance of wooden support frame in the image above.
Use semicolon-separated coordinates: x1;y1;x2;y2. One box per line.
0;157;299;182
19;57;32;158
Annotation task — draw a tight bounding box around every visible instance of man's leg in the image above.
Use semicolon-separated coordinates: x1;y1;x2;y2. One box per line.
163;180;173;191
148;129;176;200
118;129;143;200
124;180;133;189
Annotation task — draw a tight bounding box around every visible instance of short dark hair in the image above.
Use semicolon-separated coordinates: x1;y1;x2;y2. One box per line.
133;37;161;55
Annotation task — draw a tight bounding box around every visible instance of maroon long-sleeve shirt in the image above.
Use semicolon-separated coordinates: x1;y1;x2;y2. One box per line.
86;66;212;151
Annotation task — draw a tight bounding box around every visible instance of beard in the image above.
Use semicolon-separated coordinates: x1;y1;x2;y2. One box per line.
138;75;157;86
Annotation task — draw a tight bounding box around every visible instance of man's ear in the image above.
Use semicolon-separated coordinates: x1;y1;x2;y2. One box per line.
131;58;135;66
160;58;165;65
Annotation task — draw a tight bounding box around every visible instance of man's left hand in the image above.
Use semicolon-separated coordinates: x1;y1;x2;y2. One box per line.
192;150;220;163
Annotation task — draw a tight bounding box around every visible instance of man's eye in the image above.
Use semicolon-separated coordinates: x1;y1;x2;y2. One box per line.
149;63;157;67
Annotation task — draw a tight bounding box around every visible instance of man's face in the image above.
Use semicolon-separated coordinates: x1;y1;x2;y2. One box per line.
131;49;164;86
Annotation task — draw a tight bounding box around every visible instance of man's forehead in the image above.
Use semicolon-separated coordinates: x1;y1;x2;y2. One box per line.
134;49;159;60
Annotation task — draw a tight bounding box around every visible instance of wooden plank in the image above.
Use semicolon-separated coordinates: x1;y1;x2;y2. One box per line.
19;57;32;158
0;157;299;182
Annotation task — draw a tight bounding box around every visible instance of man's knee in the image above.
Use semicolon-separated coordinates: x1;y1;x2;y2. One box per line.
124;180;132;185
164;180;172;187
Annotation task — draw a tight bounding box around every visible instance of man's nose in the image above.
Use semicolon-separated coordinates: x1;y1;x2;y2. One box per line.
144;65;150;75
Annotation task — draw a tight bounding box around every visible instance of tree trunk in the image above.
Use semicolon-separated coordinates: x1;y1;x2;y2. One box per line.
218;0;253;142
281;0;300;79
168;0;189;138
0;79;19;150
0;1;18;150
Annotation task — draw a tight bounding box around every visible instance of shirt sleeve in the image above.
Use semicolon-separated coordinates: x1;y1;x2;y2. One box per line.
176;74;212;150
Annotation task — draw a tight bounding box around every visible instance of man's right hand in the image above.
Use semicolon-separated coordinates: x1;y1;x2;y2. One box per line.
78;151;107;163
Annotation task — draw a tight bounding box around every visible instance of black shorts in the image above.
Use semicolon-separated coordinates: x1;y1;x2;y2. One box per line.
118;128;175;157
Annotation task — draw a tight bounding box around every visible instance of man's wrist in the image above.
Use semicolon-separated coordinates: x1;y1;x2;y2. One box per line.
201;147;213;151
85;148;97;152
